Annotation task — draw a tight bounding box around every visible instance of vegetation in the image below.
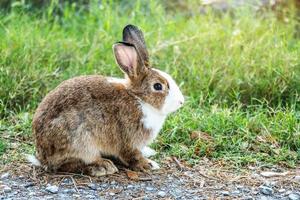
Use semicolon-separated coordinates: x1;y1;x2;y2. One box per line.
0;1;299;167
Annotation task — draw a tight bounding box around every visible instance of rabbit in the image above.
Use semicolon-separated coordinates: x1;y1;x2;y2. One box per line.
27;24;184;176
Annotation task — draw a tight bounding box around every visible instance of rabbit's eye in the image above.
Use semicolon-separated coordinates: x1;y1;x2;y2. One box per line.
153;83;163;91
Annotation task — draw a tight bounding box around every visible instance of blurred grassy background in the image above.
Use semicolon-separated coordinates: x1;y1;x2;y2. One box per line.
0;0;299;167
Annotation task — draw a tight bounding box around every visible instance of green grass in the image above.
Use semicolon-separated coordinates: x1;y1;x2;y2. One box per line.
0;140;7;155
0;1;299;167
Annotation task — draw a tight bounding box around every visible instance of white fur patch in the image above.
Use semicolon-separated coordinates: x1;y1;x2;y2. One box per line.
153;69;184;115
26;154;41;166
147;159;160;170
141;146;157;158
140;102;166;147
139;69;184;151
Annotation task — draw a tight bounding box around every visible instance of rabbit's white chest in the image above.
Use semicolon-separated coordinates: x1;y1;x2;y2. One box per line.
140;102;166;145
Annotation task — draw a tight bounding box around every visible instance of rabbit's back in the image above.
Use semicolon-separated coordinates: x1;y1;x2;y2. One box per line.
32;75;140;167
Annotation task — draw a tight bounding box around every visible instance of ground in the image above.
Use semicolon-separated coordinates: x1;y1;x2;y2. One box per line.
1;158;299;200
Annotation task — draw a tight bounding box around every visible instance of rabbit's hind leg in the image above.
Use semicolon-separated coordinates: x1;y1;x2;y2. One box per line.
57;157;118;176
56;158;87;173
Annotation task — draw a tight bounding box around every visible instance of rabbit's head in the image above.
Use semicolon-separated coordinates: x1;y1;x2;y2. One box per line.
113;25;184;115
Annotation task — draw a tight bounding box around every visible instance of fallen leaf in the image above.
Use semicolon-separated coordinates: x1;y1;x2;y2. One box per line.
194;147;200;156
190;131;213;142
126;170;139;180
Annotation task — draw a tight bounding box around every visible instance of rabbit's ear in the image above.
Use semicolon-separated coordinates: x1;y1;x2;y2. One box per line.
122;25;149;67
113;42;140;79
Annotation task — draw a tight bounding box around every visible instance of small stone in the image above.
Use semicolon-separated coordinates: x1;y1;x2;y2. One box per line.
85;194;95;199
61;178;72;184
0;172;10;179
236;185;244;189
58;194;69;199
109;192;115;196
289;193;300;200
232;190;240;196
45;185;59;194
62;189;75;194
259;196;269;200
241;187;251;193
11;183;19;187
127;185;134;189
157;191;166;197
110;181;116;185
278;188;286;193
259;186;273;195
294;176;300;182
88;183;97;190
221;191;230;196
264;181;276;187
2;185;12;193
146;186;154;191
24;182;34;188
173;188;182;196
252;190;259;195
242;196;253;200
29;192;36;196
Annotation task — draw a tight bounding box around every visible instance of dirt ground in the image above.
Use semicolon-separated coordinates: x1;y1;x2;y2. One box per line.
0;157;299;200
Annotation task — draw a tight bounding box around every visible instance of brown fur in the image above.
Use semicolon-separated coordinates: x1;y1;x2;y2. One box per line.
32;25;170;175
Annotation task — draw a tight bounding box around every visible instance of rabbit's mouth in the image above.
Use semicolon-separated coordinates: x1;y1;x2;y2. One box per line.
161;96;184;115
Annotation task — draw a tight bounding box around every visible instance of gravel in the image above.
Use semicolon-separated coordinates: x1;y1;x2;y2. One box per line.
0;159;299;200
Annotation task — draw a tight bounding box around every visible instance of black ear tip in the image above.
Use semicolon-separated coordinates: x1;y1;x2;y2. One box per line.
124;24;137;29
113;41;135;47
123;24;140;32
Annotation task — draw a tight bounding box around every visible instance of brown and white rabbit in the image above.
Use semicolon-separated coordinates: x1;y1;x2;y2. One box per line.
27;25;184;176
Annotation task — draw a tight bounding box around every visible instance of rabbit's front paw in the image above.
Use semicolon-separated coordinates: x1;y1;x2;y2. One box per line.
89;159;118;177
131;158;152;172
141;146;157;158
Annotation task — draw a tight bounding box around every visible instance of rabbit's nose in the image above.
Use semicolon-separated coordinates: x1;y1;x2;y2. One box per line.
180;97;185;105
